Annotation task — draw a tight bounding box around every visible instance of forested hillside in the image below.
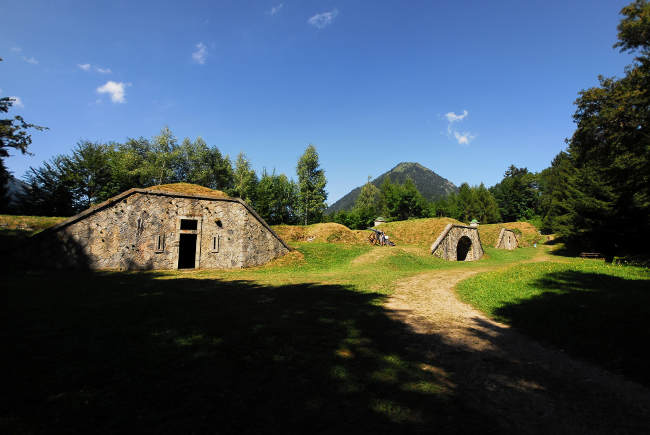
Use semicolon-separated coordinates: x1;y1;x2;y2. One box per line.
327;162;457;213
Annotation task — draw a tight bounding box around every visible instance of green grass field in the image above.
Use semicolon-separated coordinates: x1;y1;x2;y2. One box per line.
456;260;650;386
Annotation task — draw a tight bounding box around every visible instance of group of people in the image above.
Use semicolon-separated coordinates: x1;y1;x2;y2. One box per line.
369;229;393;246
378;231;391;246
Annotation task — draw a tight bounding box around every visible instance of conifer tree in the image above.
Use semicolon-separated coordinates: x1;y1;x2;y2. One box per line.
296;145;327;225
559;0;650;253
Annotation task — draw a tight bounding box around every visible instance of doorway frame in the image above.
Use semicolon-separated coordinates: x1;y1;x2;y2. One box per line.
176;216;203;269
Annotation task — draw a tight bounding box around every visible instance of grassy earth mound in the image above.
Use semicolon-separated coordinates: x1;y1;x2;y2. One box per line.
272;222;366;244
274;218;543;250
377;217;463;248
478;222;543;247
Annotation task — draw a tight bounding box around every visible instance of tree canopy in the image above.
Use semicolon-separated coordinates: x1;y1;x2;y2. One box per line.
0;88;47;211
537;0;650;254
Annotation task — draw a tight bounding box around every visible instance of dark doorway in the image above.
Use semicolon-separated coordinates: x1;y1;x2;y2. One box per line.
180;219;198;230
457;236;472;261
178;234;197;269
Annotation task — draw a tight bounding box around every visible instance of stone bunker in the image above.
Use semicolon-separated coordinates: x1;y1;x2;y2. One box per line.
495;228;519;250
430;224;484;261
33;184;290;270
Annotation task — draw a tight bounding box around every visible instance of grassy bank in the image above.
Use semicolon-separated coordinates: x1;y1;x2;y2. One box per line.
0;214;67;232
456;260;650;386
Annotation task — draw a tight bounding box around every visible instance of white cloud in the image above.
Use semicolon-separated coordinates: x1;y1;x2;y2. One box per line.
443;109;475;145
78;63;112;73
454;131;475;145
11;47;22;52
308;9;339;29
268;3;284;15
444;110;468;123
23;56;38;64
192;42;207;64
96;81;129;103
8;96;24;108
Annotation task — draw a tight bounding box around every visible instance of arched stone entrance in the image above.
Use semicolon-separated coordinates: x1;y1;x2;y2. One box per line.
457;236;472;261
495;228;519;250
430;224;484;261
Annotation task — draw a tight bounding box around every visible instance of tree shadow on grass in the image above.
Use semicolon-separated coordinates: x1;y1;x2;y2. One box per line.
4;270;500;434
5;269;650;434
3;231;650;434
493;270;650;387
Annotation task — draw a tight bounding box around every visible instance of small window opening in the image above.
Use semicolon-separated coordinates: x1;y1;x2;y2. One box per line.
216;219;223;228
180;219;198;230
211;235;220;252
155;234;165;252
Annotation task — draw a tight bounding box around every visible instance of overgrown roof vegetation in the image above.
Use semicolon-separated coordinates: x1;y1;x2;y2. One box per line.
147;183;229;199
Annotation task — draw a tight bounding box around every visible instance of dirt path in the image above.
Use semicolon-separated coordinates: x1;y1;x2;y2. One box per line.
385;256;650;434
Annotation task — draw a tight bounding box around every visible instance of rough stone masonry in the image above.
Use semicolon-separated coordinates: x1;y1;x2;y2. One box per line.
495;228;519;250
33;187;290;270
430;224;484;261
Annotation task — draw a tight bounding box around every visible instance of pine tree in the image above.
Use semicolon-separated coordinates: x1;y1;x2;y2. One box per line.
296;145;327;225
475;183;501;223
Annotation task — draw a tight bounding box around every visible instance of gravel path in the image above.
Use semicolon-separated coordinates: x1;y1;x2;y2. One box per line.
384;264;650;434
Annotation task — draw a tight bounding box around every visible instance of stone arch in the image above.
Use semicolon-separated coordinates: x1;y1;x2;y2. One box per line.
430;224;484;261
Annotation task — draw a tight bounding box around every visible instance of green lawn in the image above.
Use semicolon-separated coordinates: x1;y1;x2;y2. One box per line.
456;260;650;386
203;243;539;295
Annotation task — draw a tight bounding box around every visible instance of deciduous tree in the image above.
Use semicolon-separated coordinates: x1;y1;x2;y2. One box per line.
232;152;258;203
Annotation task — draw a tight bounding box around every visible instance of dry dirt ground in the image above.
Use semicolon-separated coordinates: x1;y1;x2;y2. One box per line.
384;252;650;434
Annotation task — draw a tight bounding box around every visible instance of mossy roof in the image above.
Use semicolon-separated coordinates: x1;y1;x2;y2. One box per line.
146;183;229;199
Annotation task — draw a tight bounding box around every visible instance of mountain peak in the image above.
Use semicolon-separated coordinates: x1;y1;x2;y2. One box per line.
327;162;457;213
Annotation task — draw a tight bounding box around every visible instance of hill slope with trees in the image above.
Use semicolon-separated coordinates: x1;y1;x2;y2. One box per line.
327;162;457;213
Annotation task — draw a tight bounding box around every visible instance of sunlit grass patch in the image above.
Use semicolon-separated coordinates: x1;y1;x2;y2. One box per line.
370;398;423;423
0;214;67;232
457;261;650;386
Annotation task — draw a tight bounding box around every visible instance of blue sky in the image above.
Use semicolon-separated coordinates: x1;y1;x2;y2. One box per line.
1;0;635;204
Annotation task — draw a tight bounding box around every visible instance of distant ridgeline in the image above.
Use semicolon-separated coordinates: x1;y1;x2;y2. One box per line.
327;162;458;213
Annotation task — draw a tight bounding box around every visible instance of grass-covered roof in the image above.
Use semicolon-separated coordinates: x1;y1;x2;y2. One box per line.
146;183;229;199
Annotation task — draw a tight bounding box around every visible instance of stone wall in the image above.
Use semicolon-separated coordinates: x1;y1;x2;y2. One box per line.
34;190;289;270
430;224;484;261
495;228;518;250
